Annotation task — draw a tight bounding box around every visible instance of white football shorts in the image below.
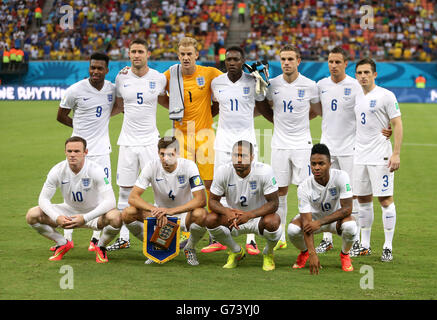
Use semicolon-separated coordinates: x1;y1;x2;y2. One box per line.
116;145;159;187
353;164;394;197
271;148;311;187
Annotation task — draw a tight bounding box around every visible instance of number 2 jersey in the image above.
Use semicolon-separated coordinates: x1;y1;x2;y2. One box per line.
211;161;278;212
60;79;115;156
135;158;205;208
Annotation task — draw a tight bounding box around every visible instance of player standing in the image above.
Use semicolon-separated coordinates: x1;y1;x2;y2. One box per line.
353;58;403;261
313;47;365;253
108;38;167;251
25;137;122;263
288;144;357;274
159;37;223;252
206;140;281;271
210;46;267;255
257;45;320;250
57;52;115;251
122;137;208;265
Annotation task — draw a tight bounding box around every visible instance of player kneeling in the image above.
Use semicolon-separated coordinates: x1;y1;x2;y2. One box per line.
288;144;357;274
122;137;208;266
205;140;282;271
26;137;121;263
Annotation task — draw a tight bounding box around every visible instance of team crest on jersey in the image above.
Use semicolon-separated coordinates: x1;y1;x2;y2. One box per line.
369;100;377;108
149;81;156;90
249;181;257;190
82;178;90;187
177;175;185;184
344;88;351;96
297;89;305;98
107;94;113;102
196;76;205;87
243;87;250;95
329;187;337;197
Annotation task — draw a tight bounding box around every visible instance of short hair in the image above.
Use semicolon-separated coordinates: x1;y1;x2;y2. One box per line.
280;45;301;59
311;143;330;161
129;38;148;50
65;136;87;150
329;46;349;62
226;46;245;59
355;57;377;73
178;37;198;51
232;140;253;155
158;136;179;152
90;52;109;66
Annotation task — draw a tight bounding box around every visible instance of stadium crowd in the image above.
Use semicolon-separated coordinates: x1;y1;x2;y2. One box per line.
244;0;437;61
1;0;436;63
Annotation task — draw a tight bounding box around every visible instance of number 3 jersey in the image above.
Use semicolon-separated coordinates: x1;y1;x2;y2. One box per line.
211;73;258;152
297;169;353;221
211;161;278;212
135;158;205;208
60;79;115;156
354;85;401;165
40;159;114;214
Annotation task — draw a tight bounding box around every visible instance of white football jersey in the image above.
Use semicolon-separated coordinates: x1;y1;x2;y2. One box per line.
135;158;205;209
116;68;166;146
211;73;257;152
211;161;278;211
298;169;353;221
354;86;401;165
267;73;319;149
317;75;364;156
60;79;115;156
41;159;113;212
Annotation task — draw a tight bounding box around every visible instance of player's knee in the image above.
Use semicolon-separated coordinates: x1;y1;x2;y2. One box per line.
191;208;207;225
261;213;281;232
341;220;357;239
26;206;40;224
287;222;302;239
121;206;137;224
205;211;220;229
108;209;122;228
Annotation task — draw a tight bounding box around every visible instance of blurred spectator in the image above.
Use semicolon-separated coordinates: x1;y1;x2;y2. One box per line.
415;74;426;88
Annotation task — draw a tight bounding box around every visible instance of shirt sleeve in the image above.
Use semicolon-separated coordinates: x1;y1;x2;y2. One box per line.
210;165;226;197
263;166;279;196
38;166;61;222
115;74;122;98
338;171;353;199
187;161;205;192
384;90;402;120
159;73;167;96
309;81;320;104
135;162;153;190
83;188;116;223
59;85;75;110
297;184;312;214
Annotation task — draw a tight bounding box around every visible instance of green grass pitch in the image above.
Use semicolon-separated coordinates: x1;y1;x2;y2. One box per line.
0;101;436;300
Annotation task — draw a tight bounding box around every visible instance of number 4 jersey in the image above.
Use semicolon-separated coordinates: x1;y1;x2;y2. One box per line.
60;79;115;156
